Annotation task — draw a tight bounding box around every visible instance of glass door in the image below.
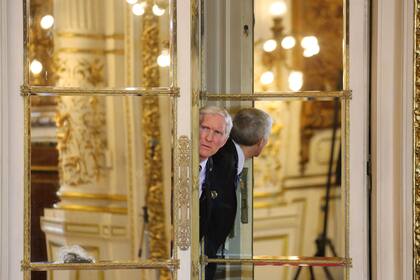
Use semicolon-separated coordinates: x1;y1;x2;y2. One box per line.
198;0;350;279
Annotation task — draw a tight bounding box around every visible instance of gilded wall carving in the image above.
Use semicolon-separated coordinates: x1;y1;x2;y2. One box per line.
141;2;169;279
54;47;107;187
56;96;107;186
254;103;283;191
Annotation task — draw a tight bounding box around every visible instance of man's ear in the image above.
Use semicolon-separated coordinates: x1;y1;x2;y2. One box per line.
257;138;265;148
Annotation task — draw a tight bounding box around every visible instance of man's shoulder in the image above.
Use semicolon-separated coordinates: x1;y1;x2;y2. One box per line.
213;138;237;161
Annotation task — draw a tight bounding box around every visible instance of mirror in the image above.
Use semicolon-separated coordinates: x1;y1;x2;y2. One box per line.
28;0;172;88
30;94;175;279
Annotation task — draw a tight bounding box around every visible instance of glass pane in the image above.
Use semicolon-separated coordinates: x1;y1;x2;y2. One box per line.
199;98;344;267
201;260;346;279
217;264;345;279
254;0;344;91
254;99;343;257
31;269;175;280
201;0;253;93
30;95;174;263
28;0;171;88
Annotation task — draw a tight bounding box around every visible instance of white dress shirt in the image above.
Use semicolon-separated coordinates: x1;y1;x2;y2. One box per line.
233;140;245;175
199;159;208;196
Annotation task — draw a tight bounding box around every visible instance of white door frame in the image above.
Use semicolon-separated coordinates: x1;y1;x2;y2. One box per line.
1;0;415;279
370;0;413;279
1;0;24;280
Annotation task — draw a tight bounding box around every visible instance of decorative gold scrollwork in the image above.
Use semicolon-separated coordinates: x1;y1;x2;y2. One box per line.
175;136;192;250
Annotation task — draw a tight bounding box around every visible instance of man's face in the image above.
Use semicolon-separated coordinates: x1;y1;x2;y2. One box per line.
199;113;228;160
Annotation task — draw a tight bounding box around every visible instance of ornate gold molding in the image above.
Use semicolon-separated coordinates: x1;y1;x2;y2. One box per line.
56;96;107;186
175;136;192;250
141;3;170;280
203;256;351;267
22;85;180;96
22;260;180;271
202;90;352;100
56;32;125;40
53;204;127;215
57;191;127;202
57;47;125;55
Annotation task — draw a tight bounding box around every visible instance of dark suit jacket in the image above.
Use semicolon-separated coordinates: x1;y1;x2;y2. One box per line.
199;138;239;258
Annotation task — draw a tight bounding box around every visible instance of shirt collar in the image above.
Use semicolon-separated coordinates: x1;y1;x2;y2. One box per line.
232;140;245;175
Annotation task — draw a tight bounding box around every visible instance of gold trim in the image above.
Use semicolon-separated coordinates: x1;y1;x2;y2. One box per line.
57;191;127;202
53;204;128;214
203;256;352;267
57;47;124;55
201;90;352;100
175;136;192;250
24;95;31;266
123;97;137;258
416;0;420;276
254;201;287;209
56;32;125;40
21;85;180;97
254;191;282;198
64;223;101;235
415;0;420;277
22;260;180;271
31;166;58;172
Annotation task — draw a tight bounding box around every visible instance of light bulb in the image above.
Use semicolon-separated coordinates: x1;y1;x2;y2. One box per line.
40;15;54;29
126;0;138;4
270;1;287;17
301;36;318;50
152;4;165;16
263;39;277;52
288;71;303;91
281;36;296;49
260;71;274;85
303;44;320;57
132;3;146;16
30;59;43;75
157;50;170;67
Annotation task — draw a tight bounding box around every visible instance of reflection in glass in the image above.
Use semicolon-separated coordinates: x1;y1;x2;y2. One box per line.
201;99;344;279
30;95;174;279
254;0;343;91
28;0;171;88
253;99;343;279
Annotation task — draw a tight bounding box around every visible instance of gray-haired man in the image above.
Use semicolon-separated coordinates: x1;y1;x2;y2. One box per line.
200;107;272;280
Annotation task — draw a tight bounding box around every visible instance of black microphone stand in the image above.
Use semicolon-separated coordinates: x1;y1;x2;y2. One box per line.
293;98;340;280
138;206;149;258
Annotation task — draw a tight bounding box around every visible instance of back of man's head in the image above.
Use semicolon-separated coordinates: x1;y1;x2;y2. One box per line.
231;108;272;146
